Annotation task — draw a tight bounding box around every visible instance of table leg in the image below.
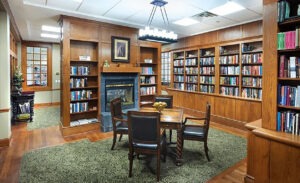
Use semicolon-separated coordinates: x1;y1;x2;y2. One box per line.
175;128;183;166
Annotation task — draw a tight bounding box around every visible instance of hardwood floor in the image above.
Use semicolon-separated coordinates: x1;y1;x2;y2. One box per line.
0;107;248;183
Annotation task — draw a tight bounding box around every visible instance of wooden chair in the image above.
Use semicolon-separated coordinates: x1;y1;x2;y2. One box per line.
154;95;173;143
110;97;128;150
127;111;167;182
182;103;211;161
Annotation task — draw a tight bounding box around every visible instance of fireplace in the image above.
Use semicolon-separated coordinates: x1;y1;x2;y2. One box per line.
105;79;134;112
100;73;139;132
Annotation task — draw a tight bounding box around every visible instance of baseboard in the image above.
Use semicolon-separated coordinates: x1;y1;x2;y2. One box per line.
34;102;60;107
0;137;11;147
244;175;255;183
59;121;100;137
177;106;247;131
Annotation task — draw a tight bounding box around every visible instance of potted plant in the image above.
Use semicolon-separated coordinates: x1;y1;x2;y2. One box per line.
12;66;24;95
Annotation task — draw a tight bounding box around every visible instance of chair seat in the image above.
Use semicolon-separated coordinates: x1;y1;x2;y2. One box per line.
116;121;128;131
133;138;165;150
183;126;205;138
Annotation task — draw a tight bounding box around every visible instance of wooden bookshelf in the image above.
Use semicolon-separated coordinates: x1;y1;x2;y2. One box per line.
245;1;300;183
139;41;161;107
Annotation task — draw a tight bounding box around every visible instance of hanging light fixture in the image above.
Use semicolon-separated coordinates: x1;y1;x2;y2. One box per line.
139;0;178;44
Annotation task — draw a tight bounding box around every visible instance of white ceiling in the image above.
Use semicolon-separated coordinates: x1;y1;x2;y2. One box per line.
7;0;263;43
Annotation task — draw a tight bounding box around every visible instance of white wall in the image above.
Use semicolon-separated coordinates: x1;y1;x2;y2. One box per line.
31;43;61;104
0;11;11;139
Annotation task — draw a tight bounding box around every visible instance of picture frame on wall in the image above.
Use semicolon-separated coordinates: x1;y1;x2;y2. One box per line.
111;36;130;62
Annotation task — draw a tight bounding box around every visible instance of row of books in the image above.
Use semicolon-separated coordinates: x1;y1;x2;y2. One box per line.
200;57;214;65
220;86;239;96
70;78;87;88
174;68;184;74
70;90;93;101
70;66;89;76
185;76;198;83
173;59;184;66
200;85;215;93
242;77;262;87
242;65;263;76
141;67;154;75
174;83;184;90
277;30;300;50
140;76;155;84
200;67;215;75
241;53;263;64
70;102;89;113
277;0;290;23
186;84;197;91
220;66;240;75
200;76;215;84
185;67;198;74
278;85;300;107
279;55;300;78
220;76;238;86
174;76;184;82
219;55;239;64
140;86;156;95
241;88;262;99
277;111;300;135
70;118;98;127
185;58;197;66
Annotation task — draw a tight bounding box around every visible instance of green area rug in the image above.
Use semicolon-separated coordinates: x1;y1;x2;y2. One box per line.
19;128;246;183
27;106;60;130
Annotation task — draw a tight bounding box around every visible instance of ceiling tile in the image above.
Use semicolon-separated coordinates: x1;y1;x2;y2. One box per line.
47;0;81;11
78;0;121;16
24;0;46;6
224;9;261;22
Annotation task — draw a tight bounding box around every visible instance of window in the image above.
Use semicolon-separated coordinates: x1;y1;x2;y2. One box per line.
22;42;52;91
161;52;171;85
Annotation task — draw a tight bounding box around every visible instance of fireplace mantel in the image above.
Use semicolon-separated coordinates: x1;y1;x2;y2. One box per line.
100;66;141;73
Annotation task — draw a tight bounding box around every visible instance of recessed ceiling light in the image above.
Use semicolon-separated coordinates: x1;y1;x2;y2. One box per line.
210;1;245;16
41;25;60;33
173;18;199;26
41;33;60;39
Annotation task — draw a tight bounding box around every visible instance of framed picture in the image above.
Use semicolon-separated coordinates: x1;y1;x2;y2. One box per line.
111;36;130;62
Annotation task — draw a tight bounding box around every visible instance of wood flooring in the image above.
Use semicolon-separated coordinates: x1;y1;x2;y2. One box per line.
0;106;248;183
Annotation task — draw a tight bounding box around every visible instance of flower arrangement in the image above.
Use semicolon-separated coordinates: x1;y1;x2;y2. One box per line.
153;101;167;113
12;65;24;95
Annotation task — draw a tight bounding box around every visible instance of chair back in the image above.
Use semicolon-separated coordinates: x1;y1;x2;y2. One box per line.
110;97;122;118
127;111;161;146
204;103;211;139
154;95;173;108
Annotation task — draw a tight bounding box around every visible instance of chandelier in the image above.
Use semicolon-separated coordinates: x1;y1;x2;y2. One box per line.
139;0;178;44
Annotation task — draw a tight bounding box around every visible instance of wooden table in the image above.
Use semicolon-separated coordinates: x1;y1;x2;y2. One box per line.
140;107;184;166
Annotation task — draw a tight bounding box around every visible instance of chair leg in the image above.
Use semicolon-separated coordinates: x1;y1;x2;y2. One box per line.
157;151;160;182
111;133;117;150
119;134;123;142
129;150;133;178
169;130;172;143
204;142;210;161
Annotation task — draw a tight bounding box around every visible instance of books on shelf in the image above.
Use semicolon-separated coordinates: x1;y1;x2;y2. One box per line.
220;66;240;75
200;57;214;65
200;76;215;84
242;77;262;87
242;53;263;64
70;78;88;88
185;76;198;83
279;55;300;78
140;86;156;95
174;83;184;90
186;83;197;91
174;68;184;74
242;65;263;76
241;88;262;99
220;76;238;86
277;111;300;135
70;66;89;75
173;59;184;66
200;85;214;93
278;85;300;107
140;76;156;84
185;58;197;66
141;67;154;74
70;90;93;101
70;102;89;113
185;67;198;74
277;0;290;23
200;67;214;75
70;118;98;127
220;86;239;96
219;55;239;64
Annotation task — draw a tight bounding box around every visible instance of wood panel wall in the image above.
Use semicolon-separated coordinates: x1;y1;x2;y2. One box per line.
162;21;262;52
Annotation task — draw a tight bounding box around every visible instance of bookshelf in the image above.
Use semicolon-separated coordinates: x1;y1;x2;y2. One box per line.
199;47;215;93
185;49;199;91
245;1;300;183
241;41;263;100
139;43;161;107
173;51;185;90
219;44;240;97
61;38;100;135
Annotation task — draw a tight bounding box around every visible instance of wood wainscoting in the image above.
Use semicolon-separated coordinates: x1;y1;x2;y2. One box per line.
0;137;11;148
167;88;262;130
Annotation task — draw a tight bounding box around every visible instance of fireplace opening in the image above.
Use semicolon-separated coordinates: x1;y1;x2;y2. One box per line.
105;79;134;112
